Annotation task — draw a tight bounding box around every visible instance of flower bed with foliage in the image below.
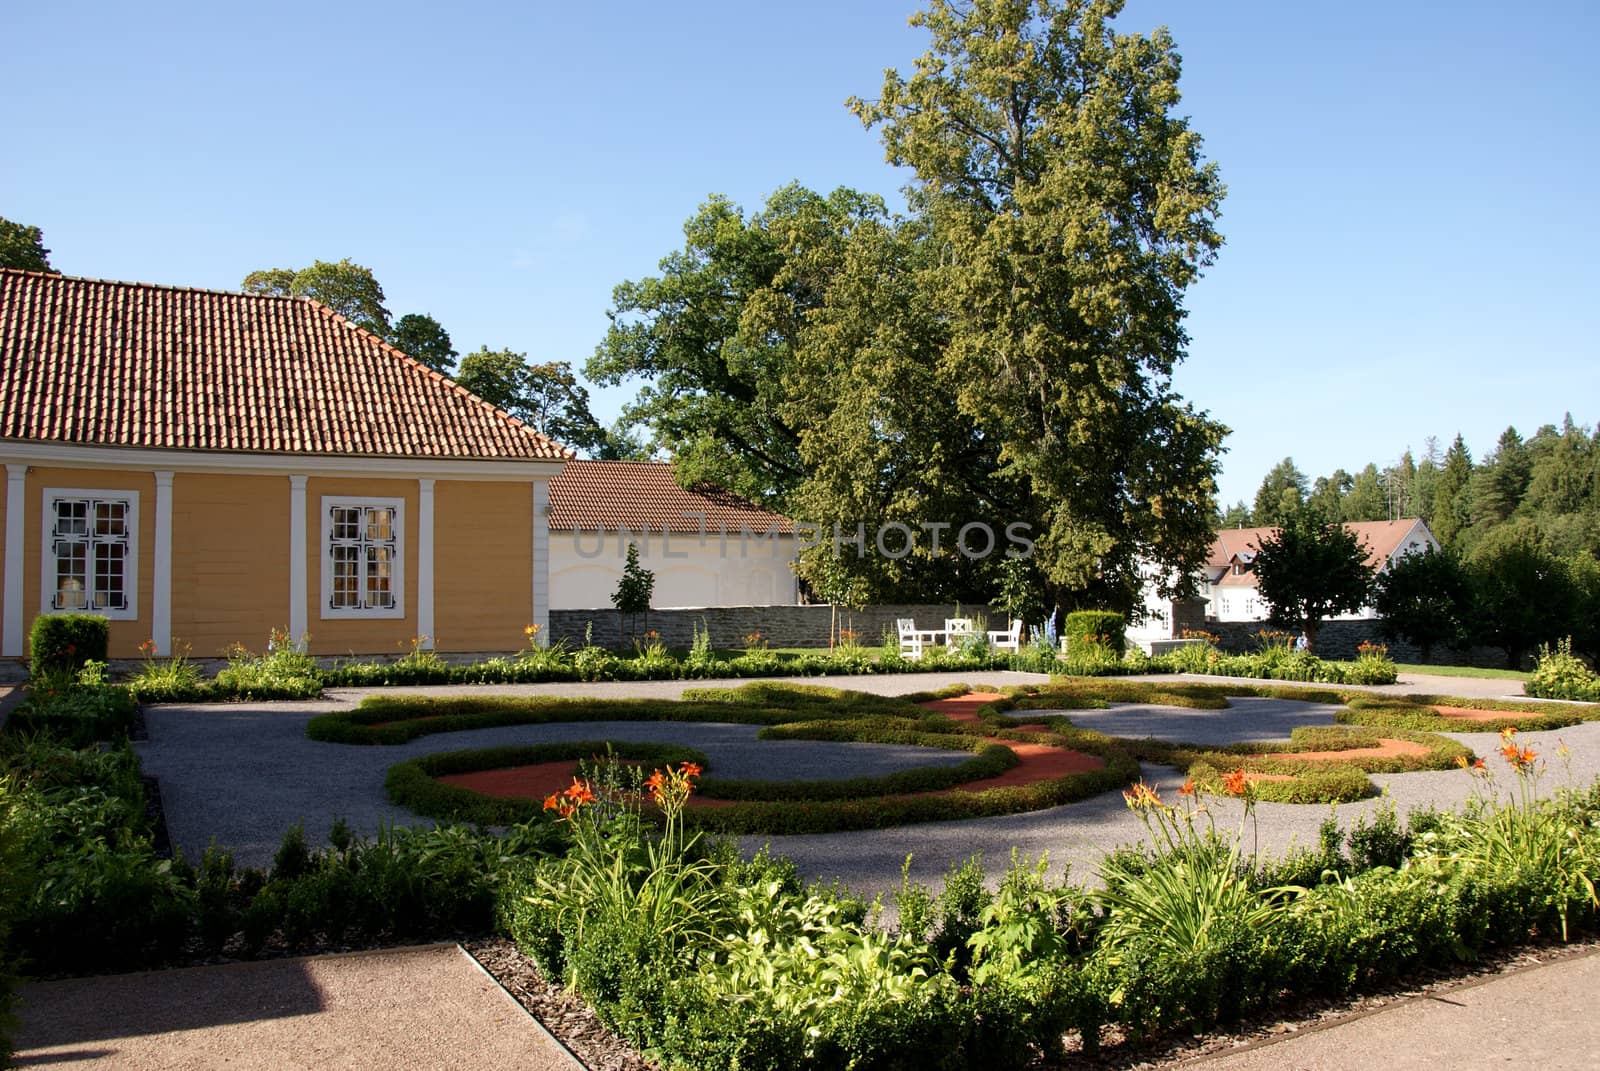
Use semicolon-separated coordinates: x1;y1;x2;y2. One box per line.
1526;638;1600;703
362;683;1132;835
7;669;1600;1066
118;619;1404;704
495;740;1600;1070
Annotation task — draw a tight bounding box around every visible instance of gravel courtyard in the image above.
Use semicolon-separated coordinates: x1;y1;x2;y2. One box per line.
134;670;1600;901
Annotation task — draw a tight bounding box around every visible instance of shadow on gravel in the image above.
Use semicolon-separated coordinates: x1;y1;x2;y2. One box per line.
17;957;325;1046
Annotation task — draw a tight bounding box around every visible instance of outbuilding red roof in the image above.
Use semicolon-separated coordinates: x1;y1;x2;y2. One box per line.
1209;520;1429;574
0;269;571;461
548;460;793;534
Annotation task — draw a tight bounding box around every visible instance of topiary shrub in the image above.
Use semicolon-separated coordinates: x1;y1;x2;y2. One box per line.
1062;610;1125;657
28;614;109;677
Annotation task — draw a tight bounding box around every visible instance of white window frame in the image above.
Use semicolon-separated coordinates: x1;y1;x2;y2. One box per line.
320;496;406;620
40;488;140;621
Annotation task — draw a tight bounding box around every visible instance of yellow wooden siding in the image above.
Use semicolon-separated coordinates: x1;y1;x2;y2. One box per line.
434;481;532;651
0;475;7;646
23;467;155;658
304;477;419;656
170;474;290;656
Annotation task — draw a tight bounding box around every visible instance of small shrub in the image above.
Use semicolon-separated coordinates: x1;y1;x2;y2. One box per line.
126;640;206;701
1062;610;1126;657
1527;638;1600;702
28;614;109;677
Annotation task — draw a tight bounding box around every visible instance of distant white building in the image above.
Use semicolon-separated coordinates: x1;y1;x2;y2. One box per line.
1129;518;1440;648
546;461;799;609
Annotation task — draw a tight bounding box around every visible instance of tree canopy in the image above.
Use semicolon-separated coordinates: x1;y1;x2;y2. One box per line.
0;216;52;272
1372;547;1470;661
1252;507;1376;648
457;348;629;458
593;0;1229;615
243;259;391;336
388;313;457;374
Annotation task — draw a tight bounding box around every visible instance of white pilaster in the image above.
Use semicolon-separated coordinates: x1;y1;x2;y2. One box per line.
289;475;308;647
532;479;550;645
3;464;26;658
152;471;174;655
417;478;435;649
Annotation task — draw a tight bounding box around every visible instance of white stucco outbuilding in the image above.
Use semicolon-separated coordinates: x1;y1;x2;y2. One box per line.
546;460;799;609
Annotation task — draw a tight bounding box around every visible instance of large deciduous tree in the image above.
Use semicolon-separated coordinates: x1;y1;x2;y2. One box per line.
1465;523;1579;669
1252;508;1376;649
0;217;52;272
588;185;889;510
848;0;1227;612
1372;546;1470;661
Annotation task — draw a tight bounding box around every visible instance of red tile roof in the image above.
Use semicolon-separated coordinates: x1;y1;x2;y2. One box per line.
0;269;571;461
1208;520;1430;575
548;460;793;534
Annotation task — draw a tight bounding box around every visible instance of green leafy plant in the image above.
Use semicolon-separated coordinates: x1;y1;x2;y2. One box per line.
28;614;109;677
1527;637;1600;702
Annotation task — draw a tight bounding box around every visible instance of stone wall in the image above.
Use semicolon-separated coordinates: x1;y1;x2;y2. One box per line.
549;604;998;650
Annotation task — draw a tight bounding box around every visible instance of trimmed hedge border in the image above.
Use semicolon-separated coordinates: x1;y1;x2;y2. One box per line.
1186;759;1375;803
1338;694;1600;733
366;682;1137;835
386;740;708;826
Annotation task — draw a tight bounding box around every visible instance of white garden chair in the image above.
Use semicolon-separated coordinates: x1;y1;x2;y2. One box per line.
987;619;1023;652
896;618;924;660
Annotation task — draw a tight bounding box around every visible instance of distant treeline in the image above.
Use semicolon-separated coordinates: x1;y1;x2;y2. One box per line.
1224;414;1600;559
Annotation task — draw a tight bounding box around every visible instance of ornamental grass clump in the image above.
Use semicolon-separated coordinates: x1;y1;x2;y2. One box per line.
516;759;725;1011
1418;728;1600;940
1088;773;1289;1033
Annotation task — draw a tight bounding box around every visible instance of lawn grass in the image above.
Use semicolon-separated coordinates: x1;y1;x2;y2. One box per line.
1395;662;1531;682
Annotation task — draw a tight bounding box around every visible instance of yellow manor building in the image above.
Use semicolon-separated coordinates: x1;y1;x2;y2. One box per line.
0;268;572;662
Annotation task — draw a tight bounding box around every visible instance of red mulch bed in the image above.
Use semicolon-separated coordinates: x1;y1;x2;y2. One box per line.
915;693;1106;786
1261;738;1431;762
918;692;1009;719
427;690;1108;805
438;760;582;800
1432;705;1537;723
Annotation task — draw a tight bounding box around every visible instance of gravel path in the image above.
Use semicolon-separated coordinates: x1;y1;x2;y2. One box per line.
136;708;972;868
1042;695;1346;745
136;670;1599;899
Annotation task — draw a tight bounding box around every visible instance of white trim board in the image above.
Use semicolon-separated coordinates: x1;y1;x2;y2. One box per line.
318;495;406;621
39;486;141;622
1;441;566;482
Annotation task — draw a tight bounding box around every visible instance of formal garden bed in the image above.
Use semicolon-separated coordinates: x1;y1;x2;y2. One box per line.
109;613;1416;706
7;628;1600;1066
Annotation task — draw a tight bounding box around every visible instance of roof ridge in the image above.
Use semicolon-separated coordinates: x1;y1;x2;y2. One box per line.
301;300;575;460
0;270;574;461
0;266;310;303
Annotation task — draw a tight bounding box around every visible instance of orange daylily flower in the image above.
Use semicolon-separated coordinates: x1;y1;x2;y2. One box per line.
1221;768;1249;798
1176;778;1197;798
1122;780;1163;810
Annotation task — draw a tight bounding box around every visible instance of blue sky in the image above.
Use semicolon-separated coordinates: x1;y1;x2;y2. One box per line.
4;0;1596;507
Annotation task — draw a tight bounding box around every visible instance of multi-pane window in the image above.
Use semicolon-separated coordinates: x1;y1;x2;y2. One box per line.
44;491;138;619
322;498;403;617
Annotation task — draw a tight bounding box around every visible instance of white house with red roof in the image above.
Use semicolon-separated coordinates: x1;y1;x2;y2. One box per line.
0;269;571;661
546;460;798;609
1129;518;1440;648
